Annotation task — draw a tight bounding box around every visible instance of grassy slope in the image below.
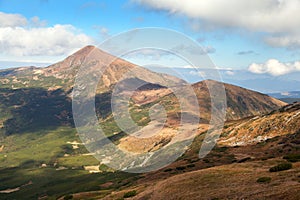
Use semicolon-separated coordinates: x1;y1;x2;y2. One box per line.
0;127;139;199
129;160;300;200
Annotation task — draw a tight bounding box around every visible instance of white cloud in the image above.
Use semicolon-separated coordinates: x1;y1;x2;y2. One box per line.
133;0;300;48
0;12;94;58
30;16;47;27
225;71;235;76
189;70;206;77
0;25;93;56
133;0;300;33
248;59;300;76
0;12;27;27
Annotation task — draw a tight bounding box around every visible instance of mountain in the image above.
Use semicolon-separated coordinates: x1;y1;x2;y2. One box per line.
0;46;185;135
0;46;286;137
268;91;300;104
114;79;286;154
0;46;184;91
269;91;300;99
0;46;293;199
192;80;286;121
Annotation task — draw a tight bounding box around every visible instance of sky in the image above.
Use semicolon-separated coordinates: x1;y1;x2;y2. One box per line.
0;0;300;92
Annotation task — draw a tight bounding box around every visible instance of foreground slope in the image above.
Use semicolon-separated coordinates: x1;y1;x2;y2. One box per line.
75;128;300;200
124;161;300;200
97;103;300;200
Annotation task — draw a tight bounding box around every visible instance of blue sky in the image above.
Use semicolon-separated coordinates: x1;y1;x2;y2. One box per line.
0;0;300;92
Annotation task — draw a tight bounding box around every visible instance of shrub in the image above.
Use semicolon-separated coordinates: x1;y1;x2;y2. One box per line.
187;164;195;168
190;158;200;163
63;194;73;200
283;154;300;162
257;177;271;183
214;146;228;152
123;190;137;198
223;125;229;129
269;163;292;172
237;157;251;163
176;166;186;171
99;164;109;171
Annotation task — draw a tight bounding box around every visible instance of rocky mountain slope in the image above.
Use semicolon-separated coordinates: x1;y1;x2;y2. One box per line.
74;104;300;200
193;80;286;121
219;102;300;146
92;103;300;200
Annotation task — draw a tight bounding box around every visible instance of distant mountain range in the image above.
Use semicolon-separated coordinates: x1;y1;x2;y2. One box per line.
146;66;300;94
268;91;300;99
268;91;300;103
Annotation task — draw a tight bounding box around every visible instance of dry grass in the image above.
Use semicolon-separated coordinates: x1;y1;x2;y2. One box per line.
103;160;300;200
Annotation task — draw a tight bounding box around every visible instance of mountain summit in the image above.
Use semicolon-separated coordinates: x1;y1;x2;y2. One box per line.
43;46;185;89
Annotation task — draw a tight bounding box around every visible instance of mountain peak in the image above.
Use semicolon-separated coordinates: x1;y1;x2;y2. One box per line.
72;45;96;57
45;45;116;73
65;45;120;66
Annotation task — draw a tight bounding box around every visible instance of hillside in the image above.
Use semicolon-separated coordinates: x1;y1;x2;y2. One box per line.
0;46;184;135
193;80;286;121
0;46;292;199
118;161;300;200
219;102;300;146
116;80;286;154
74;104;300;200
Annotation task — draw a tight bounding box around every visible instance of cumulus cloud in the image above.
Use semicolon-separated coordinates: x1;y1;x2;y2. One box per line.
133;0;300;48
248;59;300;76
225;71;235;76
0;25;93;56
133;0;300;33
0;12;27;27
189;70;206;77
0;12;93;57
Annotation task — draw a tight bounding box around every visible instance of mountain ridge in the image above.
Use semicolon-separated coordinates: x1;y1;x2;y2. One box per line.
0;46;287;136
